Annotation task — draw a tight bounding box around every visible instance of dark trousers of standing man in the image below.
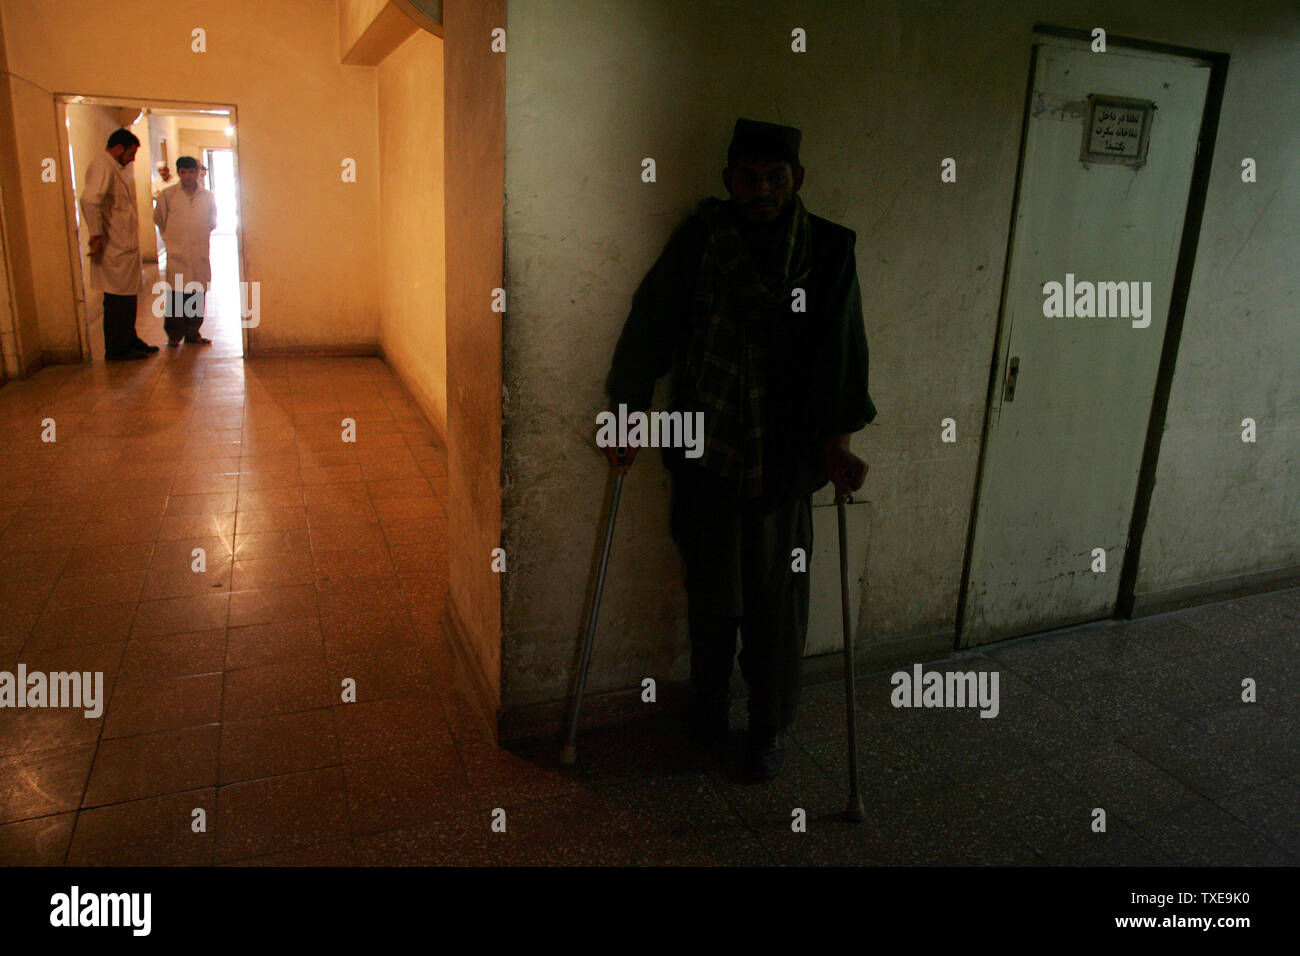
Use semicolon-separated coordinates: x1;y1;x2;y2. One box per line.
102;293;139;357
164;290;205;341
669;464;813;733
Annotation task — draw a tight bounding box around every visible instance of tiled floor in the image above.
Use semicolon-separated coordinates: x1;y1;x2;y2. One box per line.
1;337;1296;865
482;590;1298;867
0;342;455;865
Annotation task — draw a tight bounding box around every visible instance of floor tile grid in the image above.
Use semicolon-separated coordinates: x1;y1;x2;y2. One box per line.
233;356;452;858
223;359;417;860
2;356;219;863
0;356;449;864
2;351;1300;868
81;351;239;867
1040;607;1300;859
942;600;1297;863
776;601;1299;865
202;587;1300;868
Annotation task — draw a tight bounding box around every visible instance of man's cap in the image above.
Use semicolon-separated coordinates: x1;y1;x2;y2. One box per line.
728;118;801;167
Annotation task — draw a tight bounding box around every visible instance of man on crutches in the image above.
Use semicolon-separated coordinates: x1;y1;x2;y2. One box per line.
599;119;877;781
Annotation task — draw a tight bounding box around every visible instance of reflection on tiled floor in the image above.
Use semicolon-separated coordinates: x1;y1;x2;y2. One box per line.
0;351;1297;865
0;352;453;865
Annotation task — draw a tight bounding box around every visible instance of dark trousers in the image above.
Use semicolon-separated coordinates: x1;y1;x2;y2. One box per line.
163;290;205;340
670;466;813;731
102;293;139;356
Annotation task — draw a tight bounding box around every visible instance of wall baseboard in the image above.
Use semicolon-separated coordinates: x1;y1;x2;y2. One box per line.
497;634;956;744
498;560;1300;742
499;678;688;745
245;343;380;358
377;343;448;447
40;348;81;366
854;630;956;673
1131;564;1300;617
443;597;500;744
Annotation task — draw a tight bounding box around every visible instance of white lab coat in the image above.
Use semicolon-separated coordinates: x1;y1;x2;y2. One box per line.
80;151;142;295
153;184;217;287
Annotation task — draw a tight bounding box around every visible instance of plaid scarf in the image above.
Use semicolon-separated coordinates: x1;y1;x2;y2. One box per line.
683;195;813;499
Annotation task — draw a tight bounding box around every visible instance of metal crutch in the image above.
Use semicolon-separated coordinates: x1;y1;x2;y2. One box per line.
834;451;868;821
560;448;629;766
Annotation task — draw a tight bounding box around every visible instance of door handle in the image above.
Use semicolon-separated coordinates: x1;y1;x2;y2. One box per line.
1003;356;1020;402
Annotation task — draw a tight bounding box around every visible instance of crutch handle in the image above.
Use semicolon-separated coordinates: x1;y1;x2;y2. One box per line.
601;443;637;474
830;449;868;502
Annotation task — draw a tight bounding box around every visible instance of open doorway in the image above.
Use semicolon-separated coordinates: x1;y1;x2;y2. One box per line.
56;95;247;360
199;145;241;357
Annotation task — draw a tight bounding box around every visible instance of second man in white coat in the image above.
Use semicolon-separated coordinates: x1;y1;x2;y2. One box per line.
154;155;218;346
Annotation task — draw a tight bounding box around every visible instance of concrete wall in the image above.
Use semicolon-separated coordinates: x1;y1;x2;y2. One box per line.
0;0;382;356
378;29;447;438
499;0;1300;714
3;42;85;361
148;113;179;176
443;0;505;716
0;14;39;375
1136;18;1300;597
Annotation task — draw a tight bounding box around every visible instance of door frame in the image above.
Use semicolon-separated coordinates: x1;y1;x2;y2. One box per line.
0;170;15;382
54;94;249;359
954;25;1230;648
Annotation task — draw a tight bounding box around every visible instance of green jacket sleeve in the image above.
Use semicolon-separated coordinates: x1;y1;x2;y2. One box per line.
818;231;878;436
605;215;706;411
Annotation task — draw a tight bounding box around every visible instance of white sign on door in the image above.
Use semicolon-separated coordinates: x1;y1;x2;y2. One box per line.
1082;94;1155;165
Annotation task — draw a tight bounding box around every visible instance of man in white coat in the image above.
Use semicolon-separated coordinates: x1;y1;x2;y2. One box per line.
153;155;218;346
81;128;156;360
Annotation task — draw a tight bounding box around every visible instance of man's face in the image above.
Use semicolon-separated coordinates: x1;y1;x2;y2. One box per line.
178;166;199;188
159;166;172;181
110;145;138;167
723;158;804;224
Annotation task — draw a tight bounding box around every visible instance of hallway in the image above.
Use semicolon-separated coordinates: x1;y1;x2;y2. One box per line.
0;352;488;864
0;350;1295;865
0;0;1294;875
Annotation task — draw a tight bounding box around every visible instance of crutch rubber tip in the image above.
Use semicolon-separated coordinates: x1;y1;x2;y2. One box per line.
845;798;866;823
560;742;577;766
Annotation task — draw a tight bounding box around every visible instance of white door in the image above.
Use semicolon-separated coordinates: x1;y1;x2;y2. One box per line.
962;35;1211;646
